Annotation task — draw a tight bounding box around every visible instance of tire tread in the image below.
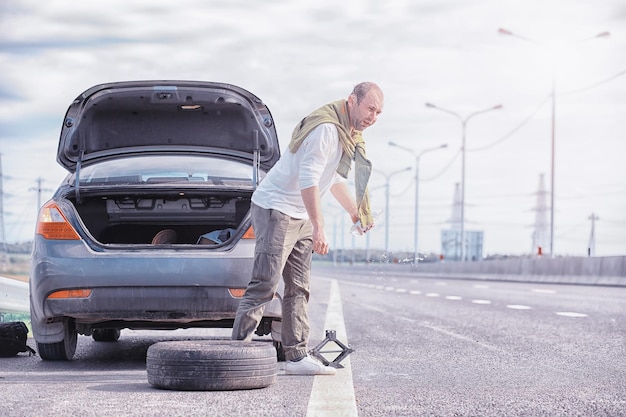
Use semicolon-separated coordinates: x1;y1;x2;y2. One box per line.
147;340;277;391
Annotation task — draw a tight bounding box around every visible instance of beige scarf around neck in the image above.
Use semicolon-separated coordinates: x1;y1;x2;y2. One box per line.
288;99;373;227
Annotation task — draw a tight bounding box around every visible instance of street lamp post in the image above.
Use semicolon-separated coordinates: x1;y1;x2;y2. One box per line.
372;167;412;256
425;102;502;261
328;204;343;265
388;142;448;265
498;28;609;257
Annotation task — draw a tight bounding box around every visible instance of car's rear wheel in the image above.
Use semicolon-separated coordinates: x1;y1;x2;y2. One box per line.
92;329;121;342
147;340;277;391
37;320;78;361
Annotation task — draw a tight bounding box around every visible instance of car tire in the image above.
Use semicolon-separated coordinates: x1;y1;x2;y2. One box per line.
92;329;121;342
37;320;78;361
147;340;277;391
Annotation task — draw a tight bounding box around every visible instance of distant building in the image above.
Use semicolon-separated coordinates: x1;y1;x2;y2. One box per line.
441;229;483;262
440;182;484;261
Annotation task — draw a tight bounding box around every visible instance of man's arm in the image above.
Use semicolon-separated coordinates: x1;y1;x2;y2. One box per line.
301;185;329;255
330;182;359;224
331;181;374;234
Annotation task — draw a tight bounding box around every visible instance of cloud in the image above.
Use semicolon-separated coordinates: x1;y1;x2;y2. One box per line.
0;84;23;101
0;0;624;255
0;37;155;56
0;116;59;140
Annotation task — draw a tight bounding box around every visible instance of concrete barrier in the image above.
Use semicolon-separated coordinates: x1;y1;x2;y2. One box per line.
314;256;626;287
412;256;623;274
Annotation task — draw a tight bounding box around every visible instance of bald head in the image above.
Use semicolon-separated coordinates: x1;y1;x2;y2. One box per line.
347;82;384;132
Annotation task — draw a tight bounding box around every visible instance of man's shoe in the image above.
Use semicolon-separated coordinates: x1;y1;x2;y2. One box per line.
284;355;337;375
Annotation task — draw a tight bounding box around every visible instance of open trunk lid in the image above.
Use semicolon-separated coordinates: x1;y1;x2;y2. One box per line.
57;80;280;173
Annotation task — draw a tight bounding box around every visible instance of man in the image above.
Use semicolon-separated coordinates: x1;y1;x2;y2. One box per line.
232;82;384;375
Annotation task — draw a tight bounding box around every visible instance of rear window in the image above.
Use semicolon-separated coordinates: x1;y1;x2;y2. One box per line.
73;155;259;187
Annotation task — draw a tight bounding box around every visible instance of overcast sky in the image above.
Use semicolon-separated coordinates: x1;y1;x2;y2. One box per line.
1;0;625;257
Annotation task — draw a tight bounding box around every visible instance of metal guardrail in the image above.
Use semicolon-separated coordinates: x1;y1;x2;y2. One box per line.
0;275;30;315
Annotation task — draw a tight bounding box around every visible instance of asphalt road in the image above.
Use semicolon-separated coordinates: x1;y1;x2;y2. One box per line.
1;265;624;416
317;264;626;416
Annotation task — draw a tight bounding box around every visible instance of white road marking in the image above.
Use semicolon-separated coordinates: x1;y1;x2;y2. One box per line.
307;279;358;417
425;292;440;297
532;289;556;294
506;305;532;310
357;305;503;353
445;296;463;301
419;322;501;353
396;288;408;293
472;299;492;305
385;286;395;291
556;312;588;318
409;290;421;295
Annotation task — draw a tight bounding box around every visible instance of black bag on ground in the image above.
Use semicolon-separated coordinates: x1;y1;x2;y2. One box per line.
0;321;36;357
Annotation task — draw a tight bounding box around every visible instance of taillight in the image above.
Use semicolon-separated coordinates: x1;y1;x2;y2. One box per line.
228;288;246;298
228;288;278;299
242;226;255;239
35;202;80;240
47;289;92;299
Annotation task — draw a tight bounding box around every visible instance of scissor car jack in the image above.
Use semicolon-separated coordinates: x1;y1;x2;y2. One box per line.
309;330;355;368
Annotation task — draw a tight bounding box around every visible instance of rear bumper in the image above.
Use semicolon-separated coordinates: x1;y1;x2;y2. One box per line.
29;237;283;343
44;286;282;322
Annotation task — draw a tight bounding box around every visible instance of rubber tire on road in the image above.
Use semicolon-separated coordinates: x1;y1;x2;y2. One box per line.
92;329;121;342
37;319;78;361
147;340;277;391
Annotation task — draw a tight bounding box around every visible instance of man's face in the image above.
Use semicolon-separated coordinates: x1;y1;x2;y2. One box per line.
349;90;384;132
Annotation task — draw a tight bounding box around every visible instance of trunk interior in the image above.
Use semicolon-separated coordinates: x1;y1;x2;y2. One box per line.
68;192;252;245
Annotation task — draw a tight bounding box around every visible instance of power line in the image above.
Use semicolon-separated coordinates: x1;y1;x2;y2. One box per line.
598;218;626;226
462;68;626;154
467;95;550;152
555;221;588;238
559;68;626;96
421;149;461;181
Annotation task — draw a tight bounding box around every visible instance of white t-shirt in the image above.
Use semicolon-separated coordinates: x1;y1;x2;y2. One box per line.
251;123;345;219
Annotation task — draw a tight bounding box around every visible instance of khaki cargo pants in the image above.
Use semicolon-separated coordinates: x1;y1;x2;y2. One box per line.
232;203;313;361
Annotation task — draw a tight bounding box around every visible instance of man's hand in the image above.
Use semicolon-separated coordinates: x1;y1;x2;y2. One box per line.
312;226;329;255
350;219;375;236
